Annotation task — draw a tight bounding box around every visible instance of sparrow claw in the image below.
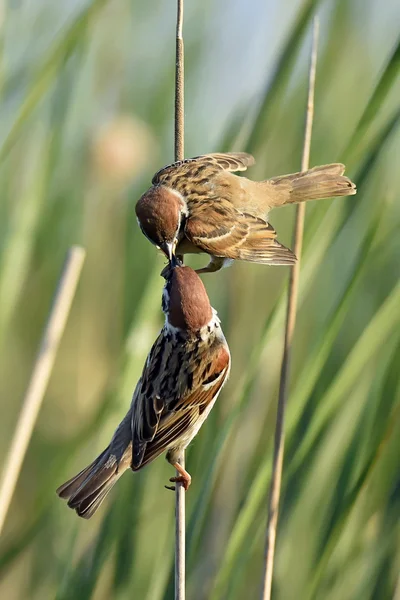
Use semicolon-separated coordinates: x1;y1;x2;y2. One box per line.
168;461;192;491
169;475;191;491
195;256;233;274
165;484;176;491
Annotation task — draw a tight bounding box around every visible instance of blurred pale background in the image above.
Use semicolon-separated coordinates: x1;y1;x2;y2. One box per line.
0;1;399;599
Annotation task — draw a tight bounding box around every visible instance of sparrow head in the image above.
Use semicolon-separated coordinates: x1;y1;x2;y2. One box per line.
136;186;186;261
162;265;213;333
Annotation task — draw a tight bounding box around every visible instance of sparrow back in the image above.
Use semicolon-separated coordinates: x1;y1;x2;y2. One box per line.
135;153;357;273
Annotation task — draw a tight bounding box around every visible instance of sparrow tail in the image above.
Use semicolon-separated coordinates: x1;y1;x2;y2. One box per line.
269;163;356;205
56;447;128;519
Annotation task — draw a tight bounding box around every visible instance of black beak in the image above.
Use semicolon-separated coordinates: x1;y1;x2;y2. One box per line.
159;241;181;279
159;241;174;262
159;241;180;268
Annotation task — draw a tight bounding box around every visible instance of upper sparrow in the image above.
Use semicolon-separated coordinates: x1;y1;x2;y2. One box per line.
136;152;357;272
56;264;230;518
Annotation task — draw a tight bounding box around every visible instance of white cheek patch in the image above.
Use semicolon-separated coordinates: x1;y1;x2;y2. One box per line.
164;319;183;336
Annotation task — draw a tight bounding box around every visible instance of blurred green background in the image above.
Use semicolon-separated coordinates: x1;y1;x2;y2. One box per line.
0;0;399;598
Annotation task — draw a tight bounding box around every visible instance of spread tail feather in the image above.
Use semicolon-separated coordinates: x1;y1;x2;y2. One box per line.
268;163;357;205
56;447;128;519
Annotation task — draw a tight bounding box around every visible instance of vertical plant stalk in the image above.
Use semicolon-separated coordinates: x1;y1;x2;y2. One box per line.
175;0;185;163
260;19;319;600
394;572;400;600
0;246;86;536
174;2;185;600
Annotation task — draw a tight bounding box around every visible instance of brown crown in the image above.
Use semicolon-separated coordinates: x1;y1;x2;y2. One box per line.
167;266;213;332
136;186;182;246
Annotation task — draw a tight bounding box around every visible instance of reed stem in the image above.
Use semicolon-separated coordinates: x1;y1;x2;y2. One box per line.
260;18;319;600
174;1;185;599
0;246;85;536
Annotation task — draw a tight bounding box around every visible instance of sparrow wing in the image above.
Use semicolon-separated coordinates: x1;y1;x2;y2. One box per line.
152;152;255;185
203;152;256;172
185;204;297;266
131;336;230;469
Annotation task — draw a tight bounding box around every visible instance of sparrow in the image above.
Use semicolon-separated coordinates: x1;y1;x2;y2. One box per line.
56;264;230;518
136;152;357;272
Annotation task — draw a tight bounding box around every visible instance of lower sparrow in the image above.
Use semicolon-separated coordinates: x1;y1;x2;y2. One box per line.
56;264;230;518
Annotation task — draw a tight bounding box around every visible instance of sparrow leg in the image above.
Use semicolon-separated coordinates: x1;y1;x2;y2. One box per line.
196;256;233;274
166;462;192;491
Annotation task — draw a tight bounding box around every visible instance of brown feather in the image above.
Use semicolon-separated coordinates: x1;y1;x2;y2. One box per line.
264;163;357;207
152;152;255;186
185;205;296;265
136;186;183;246
73;480;118;519
56;414;133;518
204;152;256;172
56;448;110;499
136;344;230;468
167;266;213;331
56;449;130;519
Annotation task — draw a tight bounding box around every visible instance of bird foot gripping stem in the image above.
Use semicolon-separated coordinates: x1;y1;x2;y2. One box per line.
165;462;191;491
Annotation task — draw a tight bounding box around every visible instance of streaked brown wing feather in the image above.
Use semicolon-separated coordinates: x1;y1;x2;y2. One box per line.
132;341;229;469
152;152;255;186
140;361;229;467
204;152;255;172
185;205;297;266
